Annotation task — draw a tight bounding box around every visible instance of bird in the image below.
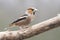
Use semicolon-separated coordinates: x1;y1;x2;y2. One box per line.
8;7;37;31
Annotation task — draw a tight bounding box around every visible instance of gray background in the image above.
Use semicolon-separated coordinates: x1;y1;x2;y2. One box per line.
0;0;60;40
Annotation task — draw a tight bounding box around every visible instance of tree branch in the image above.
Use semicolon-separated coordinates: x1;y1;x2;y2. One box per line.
0;15;60;40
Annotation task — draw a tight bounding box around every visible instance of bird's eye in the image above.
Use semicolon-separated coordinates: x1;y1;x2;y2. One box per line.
33;12;35;15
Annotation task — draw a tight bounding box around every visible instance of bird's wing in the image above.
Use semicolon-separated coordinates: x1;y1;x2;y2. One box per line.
12;17;27;24
12;14;28;24
9;14;28;26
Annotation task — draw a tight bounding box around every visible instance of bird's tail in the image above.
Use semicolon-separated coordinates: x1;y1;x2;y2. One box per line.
9;23;13;27
4;24;12;31
4;23;14;31
9;23;16;27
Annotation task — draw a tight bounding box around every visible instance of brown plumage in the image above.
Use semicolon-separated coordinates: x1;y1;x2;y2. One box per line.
8;7;37;30
9;16;31;27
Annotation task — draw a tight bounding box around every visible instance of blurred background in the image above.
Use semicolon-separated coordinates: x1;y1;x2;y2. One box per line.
0;0;60;40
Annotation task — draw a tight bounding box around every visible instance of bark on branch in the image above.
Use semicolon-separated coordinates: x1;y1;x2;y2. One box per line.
0;15;60;40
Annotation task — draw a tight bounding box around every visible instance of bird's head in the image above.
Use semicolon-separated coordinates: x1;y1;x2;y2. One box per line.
26;7;37;15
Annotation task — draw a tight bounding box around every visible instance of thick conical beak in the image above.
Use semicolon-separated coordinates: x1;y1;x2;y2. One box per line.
33;8;37;15
33;8;37;12
34;8;37;11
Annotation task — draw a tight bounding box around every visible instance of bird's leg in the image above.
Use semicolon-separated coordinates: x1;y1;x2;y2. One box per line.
19;27;25;31
25;25;29;28
18;25;29;31
22;25;29;31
